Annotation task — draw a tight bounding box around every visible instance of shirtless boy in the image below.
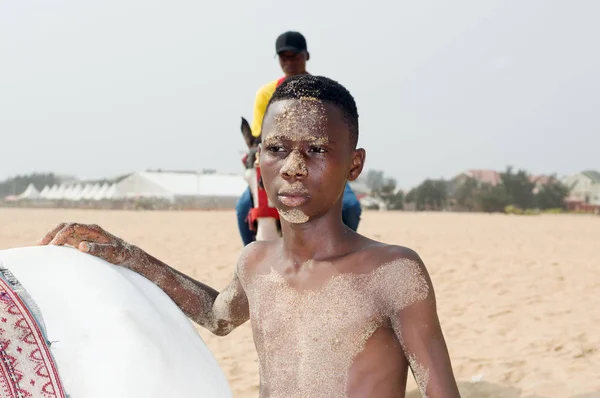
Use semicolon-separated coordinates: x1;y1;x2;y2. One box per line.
39;75;461;397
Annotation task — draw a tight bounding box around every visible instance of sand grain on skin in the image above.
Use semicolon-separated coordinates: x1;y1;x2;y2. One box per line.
278;209;309;224
265;99;330;225
409;354;431;397
243;258;429;398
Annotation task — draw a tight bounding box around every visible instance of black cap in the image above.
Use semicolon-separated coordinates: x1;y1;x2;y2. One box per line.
275;31;307;54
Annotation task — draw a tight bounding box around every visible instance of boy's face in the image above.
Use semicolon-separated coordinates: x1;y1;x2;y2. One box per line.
259;99;365;223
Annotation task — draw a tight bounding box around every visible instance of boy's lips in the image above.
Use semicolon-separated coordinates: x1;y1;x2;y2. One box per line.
277;183;310;207
278;193;309;207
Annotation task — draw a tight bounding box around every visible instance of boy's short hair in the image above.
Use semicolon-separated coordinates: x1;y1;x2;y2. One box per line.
266;75;359;149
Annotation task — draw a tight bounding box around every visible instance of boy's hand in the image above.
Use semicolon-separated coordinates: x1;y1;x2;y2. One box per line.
37;222;140;267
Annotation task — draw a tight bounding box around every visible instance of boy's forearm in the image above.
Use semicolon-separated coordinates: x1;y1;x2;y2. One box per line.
125;247;223;333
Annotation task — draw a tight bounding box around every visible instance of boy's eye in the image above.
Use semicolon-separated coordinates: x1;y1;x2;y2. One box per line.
266;145;286;153
309;146;327;154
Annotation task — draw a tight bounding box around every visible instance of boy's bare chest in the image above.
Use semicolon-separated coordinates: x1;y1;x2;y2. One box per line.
246;268;385;349
243;267;391;396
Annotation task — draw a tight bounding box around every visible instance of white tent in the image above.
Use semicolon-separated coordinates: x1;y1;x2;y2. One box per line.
62;185;73;200
84;183;101;200
56;184;67;199
67;184;83;200
44;185;58;199
6;171;246;208
73;183;93;201
73;184;89;201
17;183;41;200
104;183;120;200
115;171;247;202
93;183;110;200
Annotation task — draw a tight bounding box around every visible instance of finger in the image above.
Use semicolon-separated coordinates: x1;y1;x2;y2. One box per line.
37;223;66;245
88;224;121;243
48;223;104;248
48;223;77;246
49;223;89;247
73;224;111;244
79;242;122;265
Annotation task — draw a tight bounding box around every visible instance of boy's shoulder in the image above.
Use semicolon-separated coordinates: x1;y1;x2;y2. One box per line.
235;239;280;276
355;242;432;314
350;238;426;275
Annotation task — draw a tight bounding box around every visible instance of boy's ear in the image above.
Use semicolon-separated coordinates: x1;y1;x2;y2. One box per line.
347;148;366;182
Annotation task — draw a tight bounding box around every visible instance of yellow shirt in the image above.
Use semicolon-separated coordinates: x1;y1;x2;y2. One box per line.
251;78;285;137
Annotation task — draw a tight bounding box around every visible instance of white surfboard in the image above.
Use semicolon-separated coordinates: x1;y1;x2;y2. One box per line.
0;245;233;398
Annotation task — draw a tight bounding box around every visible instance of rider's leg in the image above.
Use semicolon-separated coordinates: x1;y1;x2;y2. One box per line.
235;187;256;246
341;183;362;231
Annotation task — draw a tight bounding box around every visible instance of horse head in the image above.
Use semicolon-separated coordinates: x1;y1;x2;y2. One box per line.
240;117;260;170
240;117;280;241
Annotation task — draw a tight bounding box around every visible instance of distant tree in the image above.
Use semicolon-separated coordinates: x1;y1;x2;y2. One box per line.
500;166;535;209
379;177;397;196
368;171;404;210
387;191;405;210
434;180;449;209
454;176;479;211
378;183;404;210
405;188;416;204
534;177;570;209
407;167;571;213
365;170;385;192
475;183;511;212
412;179;448;210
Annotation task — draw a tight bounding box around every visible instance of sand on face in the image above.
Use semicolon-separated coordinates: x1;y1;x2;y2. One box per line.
1;208;598;398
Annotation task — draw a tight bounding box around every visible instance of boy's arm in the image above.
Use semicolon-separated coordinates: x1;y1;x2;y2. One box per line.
383;249;461;397
37;222;250;336
134;250;250;336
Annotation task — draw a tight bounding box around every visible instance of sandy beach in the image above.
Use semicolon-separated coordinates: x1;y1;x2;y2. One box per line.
0;208;598;398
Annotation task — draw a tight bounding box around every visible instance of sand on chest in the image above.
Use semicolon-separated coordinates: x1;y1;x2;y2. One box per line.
241;258;429;398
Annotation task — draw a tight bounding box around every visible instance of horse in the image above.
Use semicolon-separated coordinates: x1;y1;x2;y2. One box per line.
0;245;233;398
240;117;282;242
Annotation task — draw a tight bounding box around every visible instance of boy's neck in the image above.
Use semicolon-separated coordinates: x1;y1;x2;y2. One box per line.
280;212;354;264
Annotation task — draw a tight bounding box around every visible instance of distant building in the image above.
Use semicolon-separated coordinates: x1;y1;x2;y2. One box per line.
16;183;40;200
114;170;247;208
528;175;553;194
6;170;248;210
562;170;600;210
447;169;501;197
459;169;502;186
449;169;553;196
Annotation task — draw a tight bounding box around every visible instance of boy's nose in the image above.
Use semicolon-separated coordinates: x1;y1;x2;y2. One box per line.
280;150;307;179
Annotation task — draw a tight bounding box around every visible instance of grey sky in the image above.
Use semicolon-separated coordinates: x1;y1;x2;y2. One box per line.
1;0;598;190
